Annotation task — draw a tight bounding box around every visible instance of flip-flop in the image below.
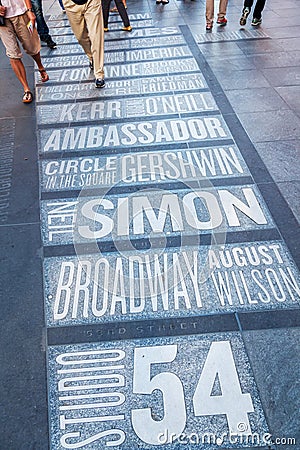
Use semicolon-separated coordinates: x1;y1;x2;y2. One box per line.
39;68;49;82
23;91;33;103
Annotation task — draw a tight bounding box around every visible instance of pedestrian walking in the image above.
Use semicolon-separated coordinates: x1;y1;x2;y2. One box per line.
0;0;49;103
206;0;228;30
31;0;57;48
110;0;126;13
62;0;105;88
240;0;266;26
102;0;132;32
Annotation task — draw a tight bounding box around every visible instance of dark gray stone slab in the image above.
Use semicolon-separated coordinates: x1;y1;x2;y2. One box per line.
40;184;274;246
37;92;217;126
0;120;14;225
36;58;200;84
0;224;48;449
225;88;289;114
40;145;249;192
243;328;300;449
47;333;269;449
237;110;300;142
39;114;231;154
36;73;207;103
44;240;300;326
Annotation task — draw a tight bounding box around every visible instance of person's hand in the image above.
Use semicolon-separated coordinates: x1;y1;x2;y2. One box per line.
0;5;6;16
27;9;36;27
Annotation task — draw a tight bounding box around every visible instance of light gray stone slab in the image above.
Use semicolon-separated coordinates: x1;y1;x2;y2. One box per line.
37;92;217;125
51;33;185;48
195;29;269;43
243;328;300;450
44;241;300;326
47;333;269;449
225;88;289;114
36;73;208;103
253;140;300;183
278;181;300;225
237;110;300;142
40;145;250;192
36;58;200;84
39;114;231;154
40;184;274;246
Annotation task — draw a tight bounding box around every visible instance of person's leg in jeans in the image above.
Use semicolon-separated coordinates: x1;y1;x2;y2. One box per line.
102;0;111;29
253;0;266;19
114;0;130;28
240;0;254;25
31;0;57;47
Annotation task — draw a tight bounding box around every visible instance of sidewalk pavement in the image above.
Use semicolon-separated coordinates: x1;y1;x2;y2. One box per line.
0;0;299;449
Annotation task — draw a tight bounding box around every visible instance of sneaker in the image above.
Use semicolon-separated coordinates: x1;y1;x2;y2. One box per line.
45;37;57;49
251;17;262;26
95;78;105;88
104;27;109;32
162;0;169;3
217;17;227;26
122;25;132;31
156;0;162;3
240;7;250;26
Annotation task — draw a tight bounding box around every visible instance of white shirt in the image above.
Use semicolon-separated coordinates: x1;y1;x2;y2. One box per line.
1;0;27;18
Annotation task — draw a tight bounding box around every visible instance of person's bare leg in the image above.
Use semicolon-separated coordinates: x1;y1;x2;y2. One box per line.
32;52;49;82
9;58;30;91
31;52;45;71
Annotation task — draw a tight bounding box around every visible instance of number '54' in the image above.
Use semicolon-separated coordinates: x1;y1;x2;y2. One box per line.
131;341;254;445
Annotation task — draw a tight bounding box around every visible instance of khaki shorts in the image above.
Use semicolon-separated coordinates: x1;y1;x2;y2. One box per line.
0;12;41;59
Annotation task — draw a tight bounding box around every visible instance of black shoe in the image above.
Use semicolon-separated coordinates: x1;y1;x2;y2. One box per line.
45;37;57;49
95;78;105;88
251;17;262;26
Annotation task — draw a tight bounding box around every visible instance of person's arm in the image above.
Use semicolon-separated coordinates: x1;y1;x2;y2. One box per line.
23;0;36;26
0;4;6;16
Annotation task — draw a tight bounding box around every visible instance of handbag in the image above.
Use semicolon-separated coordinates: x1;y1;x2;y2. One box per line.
0;0;5;26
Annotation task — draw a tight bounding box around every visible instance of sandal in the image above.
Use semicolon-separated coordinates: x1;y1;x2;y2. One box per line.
39;68;49;82
23;91;33;103
206;21;213;30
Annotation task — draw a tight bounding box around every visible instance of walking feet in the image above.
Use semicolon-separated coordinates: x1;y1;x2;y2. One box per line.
39;68;49;82
22;91;33;103
251;17;262;26
122;25;132;31
217;17;227;26
206;21;213;31
95;78;105;88
240;7;250;26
